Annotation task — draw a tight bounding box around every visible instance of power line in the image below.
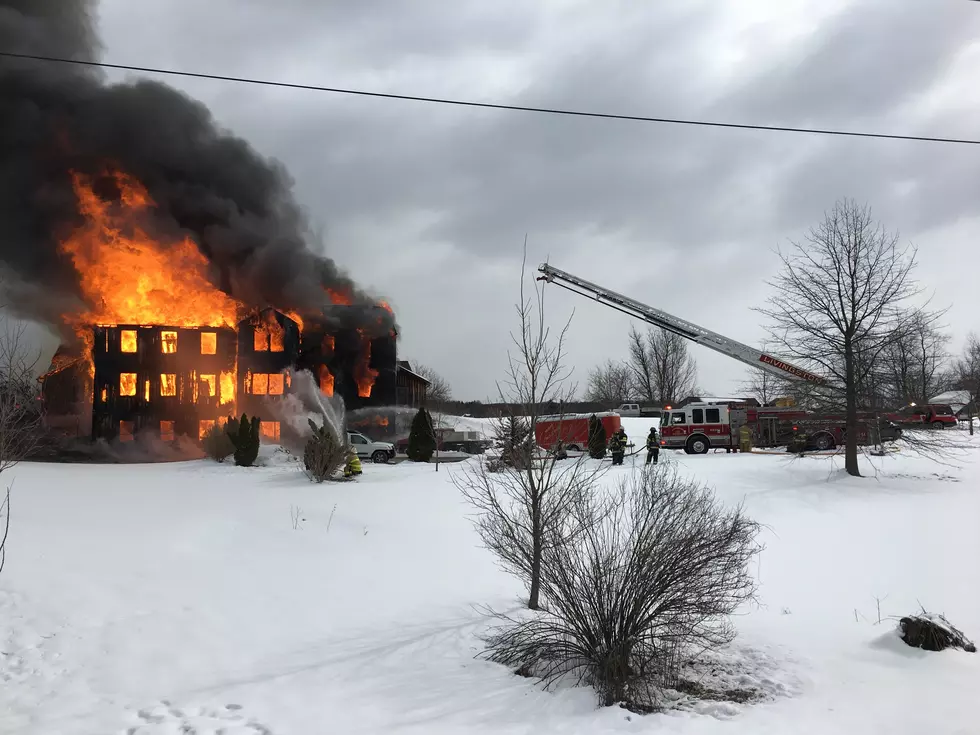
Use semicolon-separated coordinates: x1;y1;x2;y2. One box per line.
3;49;979;147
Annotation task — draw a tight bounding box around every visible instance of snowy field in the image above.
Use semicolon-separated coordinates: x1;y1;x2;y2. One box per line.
2;417;979;734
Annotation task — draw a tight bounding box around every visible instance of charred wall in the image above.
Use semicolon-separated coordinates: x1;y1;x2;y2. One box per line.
236;309;301;425
92;324;237;442
43;307;399;443
295;325;397;412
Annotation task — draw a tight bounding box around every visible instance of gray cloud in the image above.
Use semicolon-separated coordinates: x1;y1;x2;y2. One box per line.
59;1;980;398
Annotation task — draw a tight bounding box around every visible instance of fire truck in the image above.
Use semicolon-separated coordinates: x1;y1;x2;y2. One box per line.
535;264;901;453
659;401;902;454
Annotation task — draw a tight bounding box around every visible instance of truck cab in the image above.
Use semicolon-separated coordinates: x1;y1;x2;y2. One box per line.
884;404;957;429
659;403;734;454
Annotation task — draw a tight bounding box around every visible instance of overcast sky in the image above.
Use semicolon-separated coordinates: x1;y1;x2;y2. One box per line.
81;0;980;401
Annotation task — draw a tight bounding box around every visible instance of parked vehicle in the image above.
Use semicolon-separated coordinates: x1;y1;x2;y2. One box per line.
435;429;488;454
884;404;957;429
535;412;622;452
393;428;490;455
659;402;902;454
347;431;396;463
615;403;662;418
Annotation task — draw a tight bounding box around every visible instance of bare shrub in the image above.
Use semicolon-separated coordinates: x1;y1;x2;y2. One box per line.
202;423;234;462
482;464;763;711
303;418;348;482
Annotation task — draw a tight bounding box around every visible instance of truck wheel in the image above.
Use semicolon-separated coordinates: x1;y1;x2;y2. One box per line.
372;450;390;464
813;433;835;451
686;436;709;455
566;444;580;452
931;421;944;430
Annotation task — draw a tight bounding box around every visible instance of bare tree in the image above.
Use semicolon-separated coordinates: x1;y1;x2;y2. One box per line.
584;359;633;406
482;464;762;710
412;362;453;405
759;199;934;477
955;333;980;436
737;344;785;406
454;247;604;611
0;319;44;577
627;325;698;405
0;486;8;575
0;320;44;474
879;311;950;406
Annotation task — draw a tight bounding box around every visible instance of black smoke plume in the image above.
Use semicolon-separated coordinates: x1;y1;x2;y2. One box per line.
0;1;395;341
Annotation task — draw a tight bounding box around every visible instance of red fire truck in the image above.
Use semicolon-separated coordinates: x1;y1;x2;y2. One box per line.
659;402;902;454
535;412;621;452
533;264;904;455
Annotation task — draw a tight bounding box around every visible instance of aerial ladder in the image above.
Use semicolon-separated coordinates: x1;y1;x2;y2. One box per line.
536;263;825;385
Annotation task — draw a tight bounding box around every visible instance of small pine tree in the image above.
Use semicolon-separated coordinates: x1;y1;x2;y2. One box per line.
303;418;347;482
496;414;530;468
203;423;235;462
588;413;607;459
407;406;436;462
227;413;261;467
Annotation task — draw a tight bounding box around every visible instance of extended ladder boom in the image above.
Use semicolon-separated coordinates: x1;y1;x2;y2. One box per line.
536;263;824;385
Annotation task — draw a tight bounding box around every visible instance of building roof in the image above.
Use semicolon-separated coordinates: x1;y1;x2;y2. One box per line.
396;360;431;385
930;390;970;406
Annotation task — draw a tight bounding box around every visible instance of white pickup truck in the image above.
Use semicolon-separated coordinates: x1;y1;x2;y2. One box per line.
615;403;663;418
347;432;396;463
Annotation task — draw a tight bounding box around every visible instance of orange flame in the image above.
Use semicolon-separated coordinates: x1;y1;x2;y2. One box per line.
161;331;178;354
318;364;334;397
354;330;378;398
120;373;137;397
253;312;286;353
220;370;236;405
200;374;217;399
59;171;242;331
121;330;137;353
200;331;217;355
378;300;393;315
326;287;352;306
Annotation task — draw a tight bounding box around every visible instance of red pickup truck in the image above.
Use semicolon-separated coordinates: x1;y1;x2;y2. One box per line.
884;404;957;429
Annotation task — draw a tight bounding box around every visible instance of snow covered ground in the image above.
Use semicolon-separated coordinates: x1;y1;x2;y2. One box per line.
2;421;979;734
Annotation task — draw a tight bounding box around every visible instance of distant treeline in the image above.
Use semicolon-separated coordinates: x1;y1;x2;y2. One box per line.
429;400;612;418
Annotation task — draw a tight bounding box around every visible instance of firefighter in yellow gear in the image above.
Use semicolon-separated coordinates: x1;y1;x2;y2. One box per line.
344;449;363;478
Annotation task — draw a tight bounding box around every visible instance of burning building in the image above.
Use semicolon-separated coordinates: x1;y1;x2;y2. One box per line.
1;3;405;444
65;310;398;443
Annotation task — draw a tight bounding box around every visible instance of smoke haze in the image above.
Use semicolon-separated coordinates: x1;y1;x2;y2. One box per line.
0;1;394;342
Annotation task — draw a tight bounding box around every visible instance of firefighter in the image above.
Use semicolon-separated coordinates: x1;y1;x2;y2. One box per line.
738;424;753;453
344;449;363;478
610;427;628;466
646;426;660;465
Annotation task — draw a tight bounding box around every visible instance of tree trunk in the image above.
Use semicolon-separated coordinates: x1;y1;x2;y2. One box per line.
528;529;542;610
971;401;975;436
844;341;861;477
